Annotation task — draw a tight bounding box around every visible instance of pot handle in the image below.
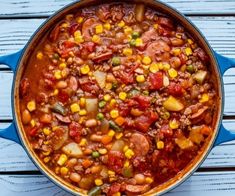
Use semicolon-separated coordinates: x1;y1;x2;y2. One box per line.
0;50;22;144
214;51;235;146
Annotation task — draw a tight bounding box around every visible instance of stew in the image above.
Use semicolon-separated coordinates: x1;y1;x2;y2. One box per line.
19;2;217;195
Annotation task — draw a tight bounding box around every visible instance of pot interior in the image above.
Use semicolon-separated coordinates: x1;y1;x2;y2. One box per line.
13;0;223;195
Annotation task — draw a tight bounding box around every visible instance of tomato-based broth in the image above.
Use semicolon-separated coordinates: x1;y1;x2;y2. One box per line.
19;3;217;195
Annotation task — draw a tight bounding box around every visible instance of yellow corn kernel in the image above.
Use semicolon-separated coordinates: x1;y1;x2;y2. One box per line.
142;56;152;65
44;157;51;163
172;48;181;56
110;99;117;107
163;63;170;71
108;130;116;137
30;119;36;127
185;47;193;56
75;35;84;44
61;22;69;28
123;48;133;56
74;30;81;37
60;167;69;176
110;109;119;119
124;160;130;168
110;177;117;182
119;92;127;101
76;16;84;23
123;145;129;152
115;132;123;140
98;148;108;155
104;23;111;30
70;103;80;113
105;83;112;90
61;69;68;78
92;35;101;44
125;149;135;159
145;177;154;184
95;24;103;34
79;109;87;116
168;68;178;78
157;141;165;149
52;126;59;131
54;70;62;80
112;193;121;196
158;62;164;70
188;39;193;44
36;51;43;60
80;64;90;74
200;93;209;103
42;150;51;156
169;119;179;129
55;166;60;174
27;100;36;112
118;20;125;28
43;141;49;145
79;116;85;124
149;63;159;73
104;94;111;102
59;63;67;69
108;170;115;176
136;75;145;83
124;26;132;35
53;89;59;96
79;138;87;146
43;128;51;136
154;24;159;29
57;154;68;166
176;33;182;39
95;179;103;186
79;97;86;107
135;38;143;47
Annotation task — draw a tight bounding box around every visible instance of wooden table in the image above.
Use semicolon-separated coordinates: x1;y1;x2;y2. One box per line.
1;0;235;195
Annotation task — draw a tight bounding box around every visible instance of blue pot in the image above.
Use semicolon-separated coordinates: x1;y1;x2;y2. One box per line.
0;0;235;195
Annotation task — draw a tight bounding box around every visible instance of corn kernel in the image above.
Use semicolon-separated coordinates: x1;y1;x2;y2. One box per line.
200;93;209;103
54;70;62;80
74;30;82;37
113;193;121;196
61;22;69;28
43;128;51;136
79;138;87;146
163;63;170;71
119;92;127;100
61;69;68;78
44;157;51;163
105;83;112;90
110;99;117;107
123;48;133;56
108;170;115;176
172;48;181;56
55;166;60;174
135;38;143;47
53;89;59;96
123;145;129;152
59;63;67;69
176;33;182;39
57;154;68;166
145;177;154;184
36;51;43;60
118;20;125;28
79;97;86;107
108;130;116;137
104;23;111;30
92;35;101;44
70;103;80;113
60;167;69;176
43;141;49;145
98;148;107;155
52;126;60;131
115;132;123;139
104;94;111;101
80;64;90;74
76;16;84;23
30;119;36;127
157;141;165;149
168;68;178;78
142;56;152;65
154;24;159;29
79;109;87;116
95;24;103;34
42;150;51;156
124;160;130;168
95;179;103;186
74;31;84;43
169;119;179;129
110;109;119;119
109;177;117;182
149;63;159;73
125;149;135;159
136;75;145;83
185;47;193;56
27;100;36;112
158;62;164;70
124;26;132;35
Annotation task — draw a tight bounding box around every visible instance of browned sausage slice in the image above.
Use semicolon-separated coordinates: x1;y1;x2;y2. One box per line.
126;184;150;193
82;18;99;41
130;133;150;156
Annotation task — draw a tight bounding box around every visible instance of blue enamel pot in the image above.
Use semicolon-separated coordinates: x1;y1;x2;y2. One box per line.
0;0;235;195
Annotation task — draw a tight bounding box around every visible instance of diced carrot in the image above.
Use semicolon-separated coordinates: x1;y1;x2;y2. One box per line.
82;159;93;168
200;125;212;136
101;135;113;145
115;116;125;126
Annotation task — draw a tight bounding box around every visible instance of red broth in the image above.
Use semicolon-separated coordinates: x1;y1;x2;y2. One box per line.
19;3;217;195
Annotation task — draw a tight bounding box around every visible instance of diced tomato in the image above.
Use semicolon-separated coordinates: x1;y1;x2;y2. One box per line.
69;121;82;141
58;91;70;103
133;95;151;110
29;127;38;137
168;82;183;96
108;183;121;196
135;111;158;132
149;72;163;90
160;124;173;137
133;156;150;172
83;42;96;53
108;151;125;173
119;103;131;117
179;53;187;65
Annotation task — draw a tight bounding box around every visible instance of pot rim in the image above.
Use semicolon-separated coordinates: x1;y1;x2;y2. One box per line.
12;0;224;195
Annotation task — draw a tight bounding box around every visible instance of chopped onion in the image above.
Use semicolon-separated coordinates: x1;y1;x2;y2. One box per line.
100;118;110;132
52;127;68;150
86;98;98;118
62;142;83;157
111;140;125;151
93;70;107;88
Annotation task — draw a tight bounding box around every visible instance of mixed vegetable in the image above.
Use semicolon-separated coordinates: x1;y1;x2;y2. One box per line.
20;2;217;195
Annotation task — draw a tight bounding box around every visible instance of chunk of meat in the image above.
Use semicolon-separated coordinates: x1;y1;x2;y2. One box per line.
168;82;183;97
107;151;125;174
130;133;150;156
149;72;163;90
96;4;111;22
110;4;124;22
54;113;71;124
82;18;99;40
195;47;209;63
132;95;151;110
191;106;208;120
141;27;158;43
92;51;113;63
158;17;174;29
126;184;150;193
20;78;30;98
78;77;99;95
135;111;158;132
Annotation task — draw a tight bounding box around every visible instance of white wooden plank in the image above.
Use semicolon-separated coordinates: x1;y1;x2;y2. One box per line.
1;172;235;196
0;0;235;17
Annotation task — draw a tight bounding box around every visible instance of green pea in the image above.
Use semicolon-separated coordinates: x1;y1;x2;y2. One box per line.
112;57;121;66
129;39;136;47
132;31;140;39
186;65;195;73
161;111;170;120
98;101;106;108
92;151;100;158
97;113;104;121
88;186;101;196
